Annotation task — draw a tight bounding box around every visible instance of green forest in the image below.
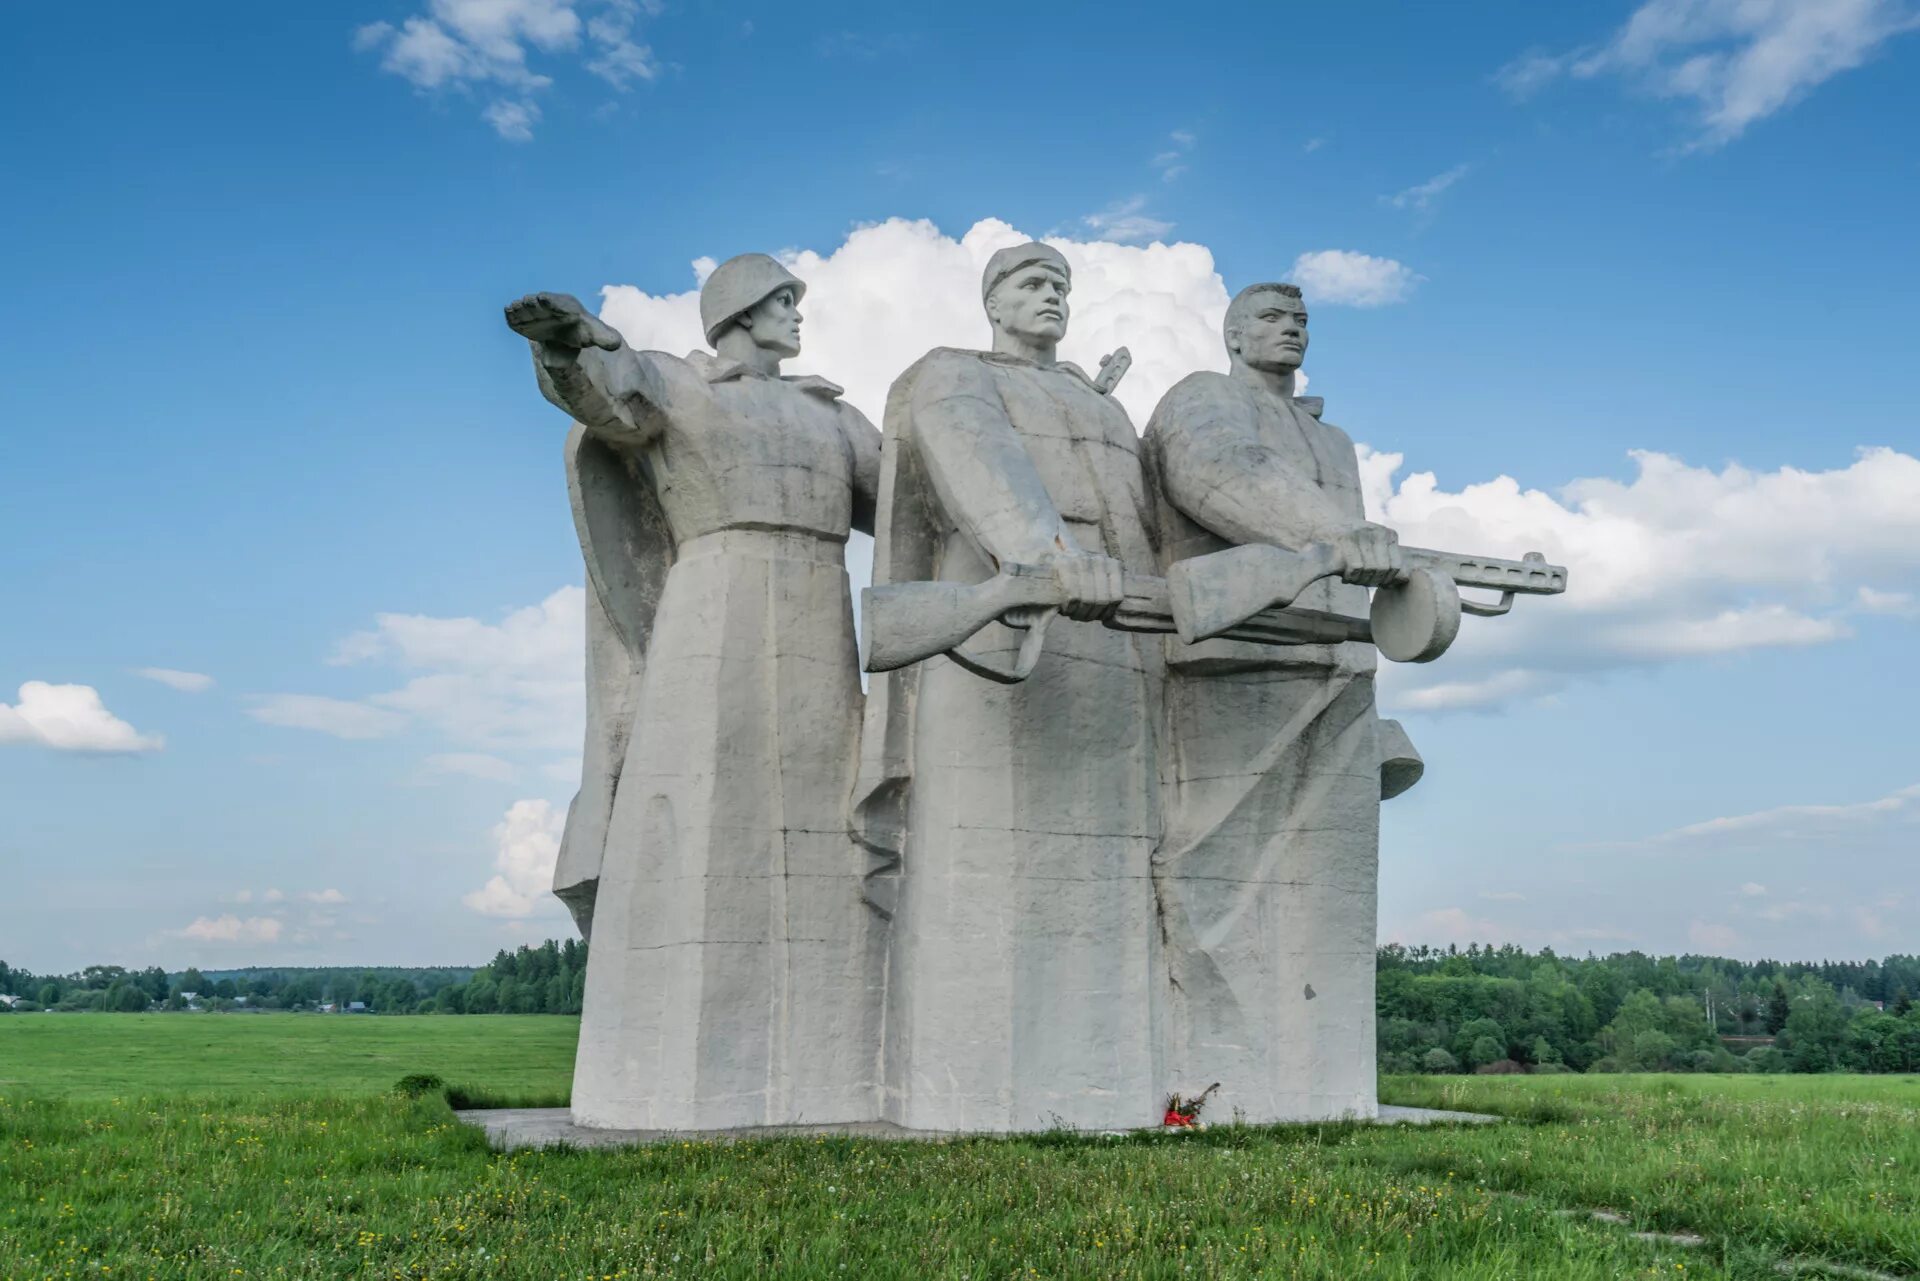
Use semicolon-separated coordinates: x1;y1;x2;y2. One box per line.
1377;943;1920;1075
6;941;1919;1074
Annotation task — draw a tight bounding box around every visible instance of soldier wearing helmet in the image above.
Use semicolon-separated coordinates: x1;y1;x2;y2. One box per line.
504;255;882;1133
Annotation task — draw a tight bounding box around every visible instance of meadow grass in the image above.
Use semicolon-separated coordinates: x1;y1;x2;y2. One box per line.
1;1014;1914;1279
0;1013;574;1103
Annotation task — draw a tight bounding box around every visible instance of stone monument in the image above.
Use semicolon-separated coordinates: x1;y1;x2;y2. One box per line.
1141;281;1417;1122
508;248;1565;1137
505;255;885;1131
854;242;1165;1132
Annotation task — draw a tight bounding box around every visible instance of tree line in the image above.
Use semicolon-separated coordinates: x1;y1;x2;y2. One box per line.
1377;944;1920;1075
0;958;477;1014
8;941;1920;1075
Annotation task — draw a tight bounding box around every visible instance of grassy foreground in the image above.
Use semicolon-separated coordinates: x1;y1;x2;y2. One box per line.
2;1015;1916;1279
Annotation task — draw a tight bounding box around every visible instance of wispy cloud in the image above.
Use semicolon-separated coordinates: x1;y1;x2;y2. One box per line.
1383;163;1470;212
1081;195;1175;244
354;0;660;141
1655;782;1920;844
1495;0;1920;150
425;752;520;782
178;914;283;944
1153;129;1197;182
481;98;539;142
1857;586;1919;616
248;694;408;741
134;667;214;694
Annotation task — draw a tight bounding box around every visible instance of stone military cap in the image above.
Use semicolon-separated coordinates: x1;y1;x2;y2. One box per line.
980;241;1071;302
700;253;807;345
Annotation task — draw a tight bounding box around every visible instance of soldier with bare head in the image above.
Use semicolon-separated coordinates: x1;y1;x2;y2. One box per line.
854;241;1164;1132
1142;280;1422;1124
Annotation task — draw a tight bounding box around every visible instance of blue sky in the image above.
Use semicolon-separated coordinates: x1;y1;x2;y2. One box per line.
4;1;1918;972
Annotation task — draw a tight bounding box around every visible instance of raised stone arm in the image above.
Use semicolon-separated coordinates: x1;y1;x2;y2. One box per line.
1154;383;1399;585
504;292;666;449
909;355;1122;619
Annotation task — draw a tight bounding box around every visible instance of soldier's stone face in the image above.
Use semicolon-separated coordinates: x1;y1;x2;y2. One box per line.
988;266;1070;344
1232;295;1309;372
741;287;803;357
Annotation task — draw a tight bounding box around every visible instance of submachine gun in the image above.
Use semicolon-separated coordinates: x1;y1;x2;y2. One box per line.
862;541;1567;684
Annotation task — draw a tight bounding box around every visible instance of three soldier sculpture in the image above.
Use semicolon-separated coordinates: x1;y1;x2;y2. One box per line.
504;244;1565;1134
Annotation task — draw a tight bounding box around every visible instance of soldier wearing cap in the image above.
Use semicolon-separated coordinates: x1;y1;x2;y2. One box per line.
505;255;883;1132
854;241;1164;1132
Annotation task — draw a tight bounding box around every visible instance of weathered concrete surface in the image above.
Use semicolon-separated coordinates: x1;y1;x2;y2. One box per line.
507;257;1566;1139
455;1104;1500;1151
855;244;1165;1134
506;266;885;1132
1141;282;1413;1124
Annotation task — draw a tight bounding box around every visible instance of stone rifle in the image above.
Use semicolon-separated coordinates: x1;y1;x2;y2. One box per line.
862;542;1567;684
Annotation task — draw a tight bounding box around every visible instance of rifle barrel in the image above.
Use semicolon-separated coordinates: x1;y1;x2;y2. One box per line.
1403;547;1566;596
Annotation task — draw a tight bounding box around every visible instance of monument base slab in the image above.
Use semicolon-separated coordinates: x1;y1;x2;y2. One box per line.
454;1104;1500;1151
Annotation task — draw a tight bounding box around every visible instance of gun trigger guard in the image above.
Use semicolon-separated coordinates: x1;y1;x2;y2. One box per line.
945;608;1057;685
1459;590;1516;619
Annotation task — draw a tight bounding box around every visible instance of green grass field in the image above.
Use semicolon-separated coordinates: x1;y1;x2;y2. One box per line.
0;1013;575;1102
2;1014;1915;1279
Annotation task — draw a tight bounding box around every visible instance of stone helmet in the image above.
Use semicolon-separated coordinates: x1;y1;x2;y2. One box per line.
699;253;807;346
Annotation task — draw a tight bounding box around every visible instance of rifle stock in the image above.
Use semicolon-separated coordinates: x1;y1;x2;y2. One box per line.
1169;543;1345;643
862;563;1062;675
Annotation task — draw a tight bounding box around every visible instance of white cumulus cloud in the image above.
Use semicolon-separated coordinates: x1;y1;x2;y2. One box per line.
254;589;585;754
1365;444;1920;711
598;216;1235;431
0;682;163;754
334;587;586;752
1497;0;1920;149
1289;250;1421;307
464;798;567;917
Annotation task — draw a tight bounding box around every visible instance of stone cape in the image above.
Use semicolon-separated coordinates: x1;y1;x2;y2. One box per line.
853;346;1165;1134
560;348;885;1133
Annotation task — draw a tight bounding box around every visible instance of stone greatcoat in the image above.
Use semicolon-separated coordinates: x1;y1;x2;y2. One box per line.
539;344;885;1131
854;348;1164;1133
1142;372;1418;1123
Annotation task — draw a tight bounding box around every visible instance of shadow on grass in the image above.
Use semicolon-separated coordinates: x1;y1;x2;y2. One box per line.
391;1072;570;1111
